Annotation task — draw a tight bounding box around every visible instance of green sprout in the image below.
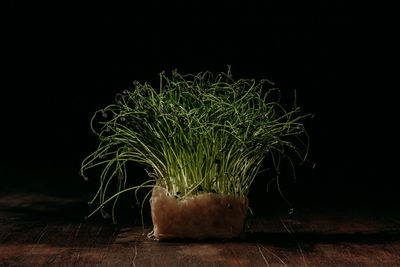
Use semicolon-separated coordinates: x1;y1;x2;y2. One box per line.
81;67;310;224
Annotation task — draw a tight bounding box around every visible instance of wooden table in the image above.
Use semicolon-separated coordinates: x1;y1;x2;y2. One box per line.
1;192;399;266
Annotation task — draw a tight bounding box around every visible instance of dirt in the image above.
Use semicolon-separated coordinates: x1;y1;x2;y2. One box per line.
150;186;248;240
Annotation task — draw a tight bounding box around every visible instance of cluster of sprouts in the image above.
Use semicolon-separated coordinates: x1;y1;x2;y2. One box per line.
81;67;310;223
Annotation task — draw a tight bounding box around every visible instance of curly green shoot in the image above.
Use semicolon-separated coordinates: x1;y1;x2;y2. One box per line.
80;67;310;224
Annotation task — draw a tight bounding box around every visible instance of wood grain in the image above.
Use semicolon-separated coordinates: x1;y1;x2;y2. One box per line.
1;193;399;266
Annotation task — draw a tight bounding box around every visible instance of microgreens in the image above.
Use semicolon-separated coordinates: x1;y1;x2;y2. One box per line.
81;67;310;223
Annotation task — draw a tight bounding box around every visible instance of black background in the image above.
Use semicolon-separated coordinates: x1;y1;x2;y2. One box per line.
2;1;393;216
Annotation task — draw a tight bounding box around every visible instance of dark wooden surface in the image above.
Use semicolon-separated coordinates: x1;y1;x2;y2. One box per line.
1;192;400;267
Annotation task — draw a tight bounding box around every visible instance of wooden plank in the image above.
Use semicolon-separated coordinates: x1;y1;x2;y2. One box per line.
1;192;400;266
